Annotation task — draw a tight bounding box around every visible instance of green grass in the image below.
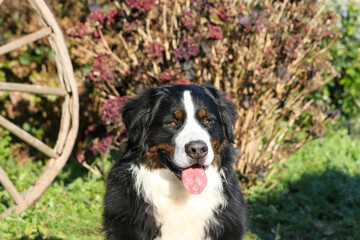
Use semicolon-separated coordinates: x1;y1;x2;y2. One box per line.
0;160;105;239
0;128;359;239
0;128;105;239
245;128;360;240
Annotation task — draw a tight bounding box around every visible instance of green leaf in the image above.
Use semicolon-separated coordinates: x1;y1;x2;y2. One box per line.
0;70;5;82
19;52;31;65
12;12;20;24
23;122;31;132
46;95;57;102
345;68;357;77
48;50;55;63
347;25;355;36
31;55;44;62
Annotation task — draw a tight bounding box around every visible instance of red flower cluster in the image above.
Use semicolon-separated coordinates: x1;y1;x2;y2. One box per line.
76;134;114;163
177;76;191;85
160;69;191;85
180;11;195;30
239;10;265;32
160;68;179;83
87;9;106;27
89;55;117;85
217;10;230;22
90;135;114;156
66;22;88;37
208;24;223;39
107;10;125;25
173;38;200;61
144;41;163;59
76;150;86;163
86;9;107;37
101;96;129;125
125;0;155;11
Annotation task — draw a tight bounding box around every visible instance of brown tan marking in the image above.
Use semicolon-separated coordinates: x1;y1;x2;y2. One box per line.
173;110;183;119
212;139;221;154
199;108;207;118
143;143;175;170
210;139;222;168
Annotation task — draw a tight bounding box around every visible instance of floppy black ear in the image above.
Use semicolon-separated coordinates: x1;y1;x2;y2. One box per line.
122;87;162;149
204;86;237;143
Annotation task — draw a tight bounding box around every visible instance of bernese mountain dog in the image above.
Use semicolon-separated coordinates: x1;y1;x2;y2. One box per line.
104;84;246;240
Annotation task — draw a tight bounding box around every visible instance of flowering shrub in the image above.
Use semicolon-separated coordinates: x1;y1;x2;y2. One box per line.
101;96;129;125
67;0;338;182
89;55;119;86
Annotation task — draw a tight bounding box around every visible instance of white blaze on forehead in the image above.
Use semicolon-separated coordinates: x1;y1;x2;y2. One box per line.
173;91;214;168
183;91;195;118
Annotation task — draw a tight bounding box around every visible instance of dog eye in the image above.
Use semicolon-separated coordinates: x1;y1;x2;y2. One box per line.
169;121;177;126
203;119;211;124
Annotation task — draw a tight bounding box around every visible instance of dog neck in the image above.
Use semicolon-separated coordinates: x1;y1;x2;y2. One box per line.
131;164;226;240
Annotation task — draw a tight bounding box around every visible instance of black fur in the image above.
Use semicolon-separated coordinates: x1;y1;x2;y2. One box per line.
104;85;246;240
104;156;160;239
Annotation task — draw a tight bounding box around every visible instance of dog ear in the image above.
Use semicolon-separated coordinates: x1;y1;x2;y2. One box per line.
204;86;237;143
122;87;162;149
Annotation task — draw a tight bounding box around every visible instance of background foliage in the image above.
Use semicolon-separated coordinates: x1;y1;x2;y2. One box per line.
322;1;360;120
247;128;360;239
63;0;339;184
0;0;63;161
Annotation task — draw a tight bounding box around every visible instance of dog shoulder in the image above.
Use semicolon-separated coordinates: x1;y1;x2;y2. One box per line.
104;158;160;240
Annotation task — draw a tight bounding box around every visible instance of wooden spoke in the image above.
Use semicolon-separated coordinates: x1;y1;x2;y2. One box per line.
0;82;67;96
0;166;25;206
0;27;52;56
0;0;79;218
0;115;59;159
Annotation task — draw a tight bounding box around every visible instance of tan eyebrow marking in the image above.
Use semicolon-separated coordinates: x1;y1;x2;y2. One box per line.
199;108;207;118
173;110;183;119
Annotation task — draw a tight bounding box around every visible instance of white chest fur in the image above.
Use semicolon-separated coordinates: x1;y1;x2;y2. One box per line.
131;164;226;240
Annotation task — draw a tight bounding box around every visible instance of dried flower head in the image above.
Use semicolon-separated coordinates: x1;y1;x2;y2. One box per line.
125;0;156;11
173;38;200;61
87;9;106;27
208;24;223;39
90;135;114;156
144;41;164;59
180;11;195;30
66;22;88;37
101;96;129;125
107;10;125;25
89;55;117;85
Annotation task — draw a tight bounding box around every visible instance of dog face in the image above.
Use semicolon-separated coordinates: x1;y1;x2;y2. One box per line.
122;85;236;193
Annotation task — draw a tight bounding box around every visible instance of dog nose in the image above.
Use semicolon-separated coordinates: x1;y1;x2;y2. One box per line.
185;140;208;160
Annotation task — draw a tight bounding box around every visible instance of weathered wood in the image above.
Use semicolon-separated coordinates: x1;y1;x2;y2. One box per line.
54;95;70;154
0;115;59;159
0;166;25;206
0;82;67;96
0;27;52;56
0;0;79;218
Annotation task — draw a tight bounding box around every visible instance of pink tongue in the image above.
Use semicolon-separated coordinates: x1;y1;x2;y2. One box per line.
181;167;207;195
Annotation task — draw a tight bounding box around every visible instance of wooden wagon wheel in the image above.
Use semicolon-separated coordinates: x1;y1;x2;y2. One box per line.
0;0;79;217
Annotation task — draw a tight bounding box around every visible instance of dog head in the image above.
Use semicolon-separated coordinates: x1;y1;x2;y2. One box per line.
122;85;237;194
